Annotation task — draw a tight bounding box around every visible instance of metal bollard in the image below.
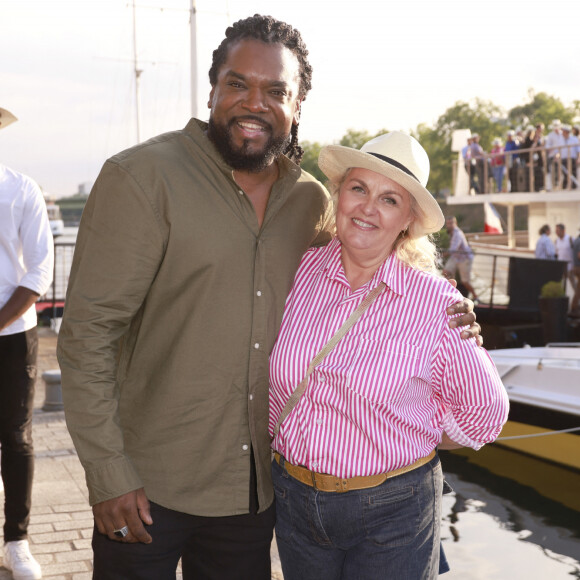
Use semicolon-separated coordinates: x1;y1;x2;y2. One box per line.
42;369;64;411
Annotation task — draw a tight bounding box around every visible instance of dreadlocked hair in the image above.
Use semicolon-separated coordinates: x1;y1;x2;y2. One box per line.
208;14;313;165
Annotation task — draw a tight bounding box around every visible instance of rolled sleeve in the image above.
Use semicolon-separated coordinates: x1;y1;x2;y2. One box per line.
57;161;166;505
436;321;509;449
19;182;54;296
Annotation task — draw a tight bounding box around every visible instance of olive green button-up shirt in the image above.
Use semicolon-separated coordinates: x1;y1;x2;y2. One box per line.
57;119;333;516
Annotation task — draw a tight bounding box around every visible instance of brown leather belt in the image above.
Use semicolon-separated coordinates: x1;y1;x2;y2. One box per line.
274;450;436;493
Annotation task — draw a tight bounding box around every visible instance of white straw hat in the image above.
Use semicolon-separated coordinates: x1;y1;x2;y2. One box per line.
318;131;444;237
0;108;18;130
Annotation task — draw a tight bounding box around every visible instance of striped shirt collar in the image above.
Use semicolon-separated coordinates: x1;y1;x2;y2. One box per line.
312;237;408;297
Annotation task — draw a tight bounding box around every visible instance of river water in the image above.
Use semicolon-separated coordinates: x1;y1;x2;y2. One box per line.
440;445;580;579
52;228;580;578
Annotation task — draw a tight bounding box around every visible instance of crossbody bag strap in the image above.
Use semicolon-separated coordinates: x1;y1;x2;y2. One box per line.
272;282;386;438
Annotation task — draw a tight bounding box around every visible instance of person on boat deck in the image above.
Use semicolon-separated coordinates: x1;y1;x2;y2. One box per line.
560;125;579;190
535;224;556;260
554;223;577;292
269;132;509;580
504;129;520;192
56;15;482;580
443;216;479;303
545;120;564;190
467;133;485;193
489;138;505;193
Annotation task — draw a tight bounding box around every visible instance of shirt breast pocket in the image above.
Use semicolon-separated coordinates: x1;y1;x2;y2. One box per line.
346;338;425;404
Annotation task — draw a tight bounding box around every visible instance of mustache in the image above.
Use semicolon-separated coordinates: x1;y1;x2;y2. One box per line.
229;116;273;132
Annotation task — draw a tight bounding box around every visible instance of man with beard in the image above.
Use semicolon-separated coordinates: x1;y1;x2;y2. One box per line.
57;15;479;580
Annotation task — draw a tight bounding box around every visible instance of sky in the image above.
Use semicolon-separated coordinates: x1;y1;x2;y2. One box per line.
2;0;580;197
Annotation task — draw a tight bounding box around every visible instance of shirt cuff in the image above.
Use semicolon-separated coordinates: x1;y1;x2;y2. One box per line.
20;271;53;298
440;410;485;451
85;457;144;506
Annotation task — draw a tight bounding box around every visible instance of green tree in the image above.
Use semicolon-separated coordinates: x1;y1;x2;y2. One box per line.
435;99;505;152
301;128;390;181
338;128;374;149
419;99;505;192
507;89;575;128
413;123;452;196
338;128;389;149
300;140;326;182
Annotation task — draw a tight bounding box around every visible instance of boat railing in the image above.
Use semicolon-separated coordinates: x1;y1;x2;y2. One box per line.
37;239;75;322
448;248;567;311
451;142;579;195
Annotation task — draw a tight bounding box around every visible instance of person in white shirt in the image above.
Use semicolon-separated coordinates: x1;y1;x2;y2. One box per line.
560;125;579;190
545;120;565;190
555;223;577;291
0;107;53;580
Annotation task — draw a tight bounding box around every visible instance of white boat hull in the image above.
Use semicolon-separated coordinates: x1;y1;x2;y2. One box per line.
489;344;580;470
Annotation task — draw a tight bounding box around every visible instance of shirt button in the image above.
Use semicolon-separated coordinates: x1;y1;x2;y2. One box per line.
312;461;318;468
256;291;262;297
316;419;323;425
254;343;260;349
238;190;244;195
242;444;249;451
249;394;254;401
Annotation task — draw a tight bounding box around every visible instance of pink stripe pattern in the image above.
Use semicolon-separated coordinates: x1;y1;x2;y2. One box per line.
269;238;509;478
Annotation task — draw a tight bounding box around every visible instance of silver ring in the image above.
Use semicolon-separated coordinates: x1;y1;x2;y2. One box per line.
113;526;129;538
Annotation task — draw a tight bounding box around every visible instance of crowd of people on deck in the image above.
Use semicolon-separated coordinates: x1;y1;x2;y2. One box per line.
463;120;580;194
534;222;580;318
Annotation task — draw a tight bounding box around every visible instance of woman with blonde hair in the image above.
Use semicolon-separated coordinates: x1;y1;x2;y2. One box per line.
269;131;509;579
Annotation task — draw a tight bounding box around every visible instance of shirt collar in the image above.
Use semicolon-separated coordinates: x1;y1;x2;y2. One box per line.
316;237;407;297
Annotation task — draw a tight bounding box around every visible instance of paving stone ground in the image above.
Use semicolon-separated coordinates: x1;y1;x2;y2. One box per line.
0;327;283;579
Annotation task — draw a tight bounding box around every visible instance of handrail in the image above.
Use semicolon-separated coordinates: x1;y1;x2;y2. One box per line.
38;240;75;320
453;141;579;195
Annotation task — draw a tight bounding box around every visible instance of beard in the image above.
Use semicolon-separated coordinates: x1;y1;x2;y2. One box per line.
207;115;291;173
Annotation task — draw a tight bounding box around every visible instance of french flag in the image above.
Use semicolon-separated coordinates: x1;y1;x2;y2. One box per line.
484;202;503;234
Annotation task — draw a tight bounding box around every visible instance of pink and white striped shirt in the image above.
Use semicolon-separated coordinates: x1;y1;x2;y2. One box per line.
269;238;509;478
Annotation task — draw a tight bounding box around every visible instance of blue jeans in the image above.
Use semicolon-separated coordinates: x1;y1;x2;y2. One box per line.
492;165;505;192
273;454;443;580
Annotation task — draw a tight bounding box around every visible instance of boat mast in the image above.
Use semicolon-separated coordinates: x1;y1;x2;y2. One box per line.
190;0;198;119
132;0;143;142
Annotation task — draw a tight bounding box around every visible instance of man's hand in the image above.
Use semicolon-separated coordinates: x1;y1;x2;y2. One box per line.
445;279;483;346
0;286;40;332
93;488;153;544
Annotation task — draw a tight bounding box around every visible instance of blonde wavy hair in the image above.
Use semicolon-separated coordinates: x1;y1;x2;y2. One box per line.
328;169;441;276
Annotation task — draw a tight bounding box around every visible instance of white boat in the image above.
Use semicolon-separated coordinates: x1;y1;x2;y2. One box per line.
489;343;580;470
45;197;64;237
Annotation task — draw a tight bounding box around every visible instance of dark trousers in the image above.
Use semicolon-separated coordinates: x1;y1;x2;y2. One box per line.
92;501;276;580
508;164;519;192
0;328;38;542
562;159;577;189
548;157;560;188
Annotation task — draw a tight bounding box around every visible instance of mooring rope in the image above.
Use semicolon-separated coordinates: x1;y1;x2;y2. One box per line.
495;426;580;441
